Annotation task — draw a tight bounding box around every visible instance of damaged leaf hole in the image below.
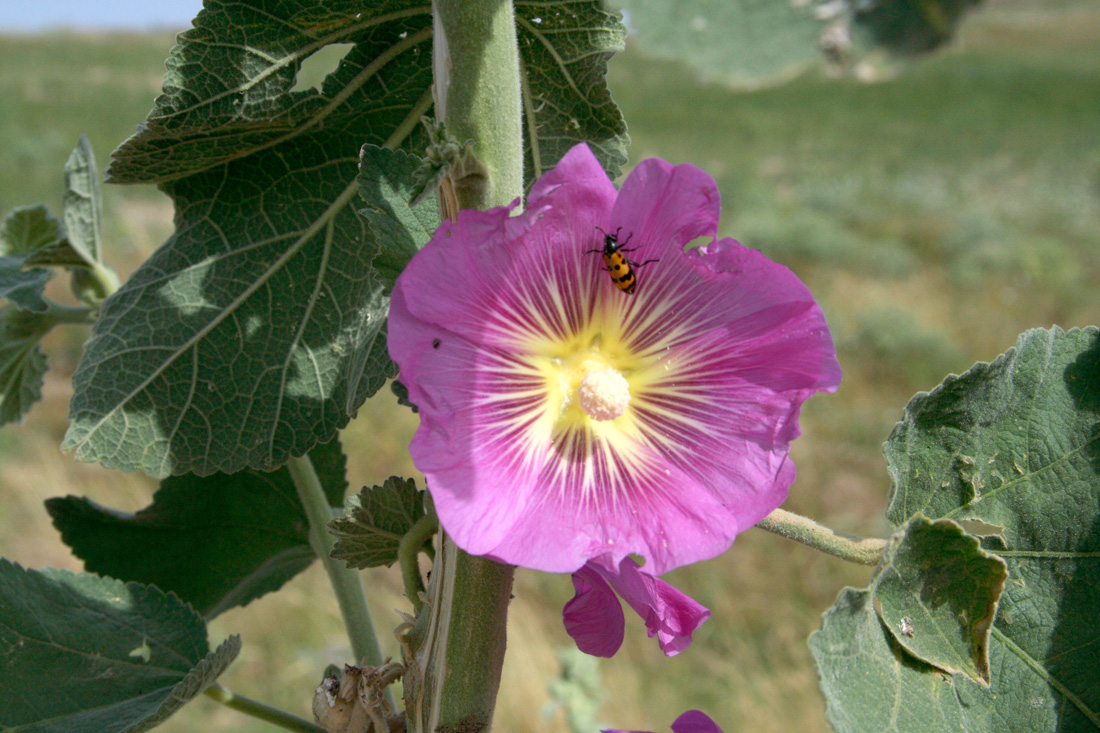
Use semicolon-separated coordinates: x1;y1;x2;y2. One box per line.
291;43;355;93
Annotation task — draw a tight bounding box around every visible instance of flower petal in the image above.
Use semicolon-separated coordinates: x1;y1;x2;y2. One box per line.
388;143;841;575
600;710;723;733
595;557;710;657
530;142;619;210
562;561;626;658
670;711;724;733
610;157;720;261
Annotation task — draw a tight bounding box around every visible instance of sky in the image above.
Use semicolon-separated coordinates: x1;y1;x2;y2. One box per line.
0;1;203;32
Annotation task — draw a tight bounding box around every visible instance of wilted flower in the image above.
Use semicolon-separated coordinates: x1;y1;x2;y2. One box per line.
564;556;709;657
388;143;840;576
602;709;724;733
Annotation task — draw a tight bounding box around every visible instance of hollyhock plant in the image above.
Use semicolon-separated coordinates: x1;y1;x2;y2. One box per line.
603;710;724;733
388;143;840;578
563;556;710;657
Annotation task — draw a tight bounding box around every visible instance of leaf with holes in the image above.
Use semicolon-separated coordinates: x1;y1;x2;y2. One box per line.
812;327;1100;731
0;561;240;733
46;438;347;618
65;0;627;478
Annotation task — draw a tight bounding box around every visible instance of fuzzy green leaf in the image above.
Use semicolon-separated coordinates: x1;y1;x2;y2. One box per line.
0;561;240;733
357;145;441;291
67;0;626;478
812;326;1100;731
852;0;981;57
0;307;52;426
871;516;1007;685
46;438;347;618
514;1;629;182
330;476;425;569
60;134;104;268
614;0;980;86
0;205;62;313
810;588;985;732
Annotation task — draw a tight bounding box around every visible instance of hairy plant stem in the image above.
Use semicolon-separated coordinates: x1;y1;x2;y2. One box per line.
432;0;524;211
286;455;387;672
204;684;327;733
755;507;887;566
411;535;515;733
405;2;524;732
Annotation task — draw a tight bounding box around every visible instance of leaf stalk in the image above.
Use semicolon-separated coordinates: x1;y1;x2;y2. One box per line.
204;683;327;733
755;507;887;566
286;454;387;670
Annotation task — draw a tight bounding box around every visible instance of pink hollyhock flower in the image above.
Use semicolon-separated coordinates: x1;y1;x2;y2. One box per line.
564;556;709;657
603;710;724;733
388;143;840;576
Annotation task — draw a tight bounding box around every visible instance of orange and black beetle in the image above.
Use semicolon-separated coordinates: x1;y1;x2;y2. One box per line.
587;227;659;294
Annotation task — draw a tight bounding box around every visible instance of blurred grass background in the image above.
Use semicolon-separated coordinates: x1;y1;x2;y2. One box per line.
1;1;1098;730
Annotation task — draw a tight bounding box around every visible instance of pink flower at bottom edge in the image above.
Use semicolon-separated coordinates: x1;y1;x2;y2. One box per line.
602;709;724;733
563;556;710;658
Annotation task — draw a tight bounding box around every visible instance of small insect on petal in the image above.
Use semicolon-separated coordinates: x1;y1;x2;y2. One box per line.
586;226;659;295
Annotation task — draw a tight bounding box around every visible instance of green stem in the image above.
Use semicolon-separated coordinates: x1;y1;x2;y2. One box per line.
404;4;524;730
398;512;438;615
43;300;95;325
286;454;386;668
432;0;524;211
409;535;515;733
204;684;326;733
88;260;121;297
755;507;887;566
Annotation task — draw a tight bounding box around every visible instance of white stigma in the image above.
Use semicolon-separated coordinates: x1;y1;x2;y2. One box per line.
576;367;631;421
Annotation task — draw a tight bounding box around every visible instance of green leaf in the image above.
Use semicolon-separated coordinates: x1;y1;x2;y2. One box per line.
330;476;425;569
514;1;629;182
0;204;62;313
852;0;982;57
390;378;418;413
357;145;441;290
65;150;391;476
870;516;1007;685
884;326;1098;543
613;0;823;86
107;1;627;190
45;438;347;618
810;588;985;732
0;306;52;426
0;560;240;733
813;326;1100;731
613;0;981;86
65;1;433;478
66;1;627;477
61;134;104;268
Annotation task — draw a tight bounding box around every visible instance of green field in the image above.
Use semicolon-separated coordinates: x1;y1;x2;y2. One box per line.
1;3;1098;731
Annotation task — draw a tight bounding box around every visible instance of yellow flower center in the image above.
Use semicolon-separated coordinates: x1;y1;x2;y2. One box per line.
522;306;658;441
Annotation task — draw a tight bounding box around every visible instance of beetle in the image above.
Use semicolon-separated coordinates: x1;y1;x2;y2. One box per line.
586;227;659;294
